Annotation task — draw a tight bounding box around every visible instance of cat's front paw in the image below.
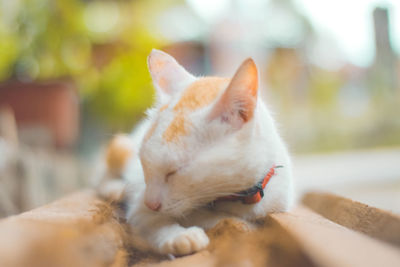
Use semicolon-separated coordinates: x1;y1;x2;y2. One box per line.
159;226;209;255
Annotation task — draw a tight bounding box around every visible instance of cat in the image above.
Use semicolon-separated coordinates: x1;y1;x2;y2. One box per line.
98;49;293;256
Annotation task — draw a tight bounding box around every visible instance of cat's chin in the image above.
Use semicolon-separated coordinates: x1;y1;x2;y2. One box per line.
160;208;192;219
159;203;202;219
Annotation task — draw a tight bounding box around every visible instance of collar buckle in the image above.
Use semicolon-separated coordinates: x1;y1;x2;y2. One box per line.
256;183;264;198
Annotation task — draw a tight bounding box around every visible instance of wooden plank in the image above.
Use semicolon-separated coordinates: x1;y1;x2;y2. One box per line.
0;191;128;267
2;191;399;267
270;206;400;267
302;192;400;247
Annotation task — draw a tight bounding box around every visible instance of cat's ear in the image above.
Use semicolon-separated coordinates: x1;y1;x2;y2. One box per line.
208;58;258;129
148;49;195;99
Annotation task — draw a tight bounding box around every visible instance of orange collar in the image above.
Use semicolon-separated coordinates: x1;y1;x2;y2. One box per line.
211;165;282;205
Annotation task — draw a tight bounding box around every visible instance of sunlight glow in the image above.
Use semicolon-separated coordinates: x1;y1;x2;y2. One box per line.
294;0;400;67
187;0;400;67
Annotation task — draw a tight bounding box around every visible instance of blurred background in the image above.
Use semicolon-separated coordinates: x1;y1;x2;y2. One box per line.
0;0;399;218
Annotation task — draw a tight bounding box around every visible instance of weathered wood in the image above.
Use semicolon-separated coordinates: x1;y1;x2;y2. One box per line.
1;191;399;267
0;191;128;267
302;192;400;247
270;206;400;267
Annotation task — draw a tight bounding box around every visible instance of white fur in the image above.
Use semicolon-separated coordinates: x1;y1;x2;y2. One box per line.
111;50;293;255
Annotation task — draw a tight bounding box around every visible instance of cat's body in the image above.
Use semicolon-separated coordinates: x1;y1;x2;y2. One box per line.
98;50;293;255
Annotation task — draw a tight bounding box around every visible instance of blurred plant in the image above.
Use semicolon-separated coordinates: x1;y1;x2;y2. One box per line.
0;0;172;130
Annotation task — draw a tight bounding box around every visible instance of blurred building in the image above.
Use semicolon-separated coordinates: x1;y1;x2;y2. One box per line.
371;7;398;96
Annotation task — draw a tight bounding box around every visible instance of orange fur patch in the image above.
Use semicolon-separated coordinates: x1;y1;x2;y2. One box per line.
162;77;230;143
106;135;134;176
174;77;230;112
162;113;191;143
159;104;169;112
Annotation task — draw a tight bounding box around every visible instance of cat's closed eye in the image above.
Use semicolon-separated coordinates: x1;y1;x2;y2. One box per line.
165;170;177;182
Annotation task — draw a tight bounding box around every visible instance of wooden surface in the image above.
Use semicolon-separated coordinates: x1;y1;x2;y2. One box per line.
0;191;399;267
303;192;400;247
271;205;400;267
0;191;128;267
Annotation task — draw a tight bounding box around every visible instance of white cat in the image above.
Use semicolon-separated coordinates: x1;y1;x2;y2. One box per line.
98;49;293;255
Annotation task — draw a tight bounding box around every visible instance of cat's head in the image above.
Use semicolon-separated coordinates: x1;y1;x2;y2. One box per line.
140;49;268;217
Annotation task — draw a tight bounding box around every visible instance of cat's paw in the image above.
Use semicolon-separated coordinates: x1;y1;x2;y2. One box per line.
159;226;209;255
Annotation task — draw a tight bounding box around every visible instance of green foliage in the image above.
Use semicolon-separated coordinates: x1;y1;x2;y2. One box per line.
0;23;18;80
0;0;166;130
86;38;156;130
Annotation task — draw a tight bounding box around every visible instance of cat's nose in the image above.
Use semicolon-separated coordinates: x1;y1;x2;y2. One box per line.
145;200;161;211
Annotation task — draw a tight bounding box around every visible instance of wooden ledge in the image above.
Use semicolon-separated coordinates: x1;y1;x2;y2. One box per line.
270;205;400;267
0;191;399;267
303;192;400;247
0;191;128;267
